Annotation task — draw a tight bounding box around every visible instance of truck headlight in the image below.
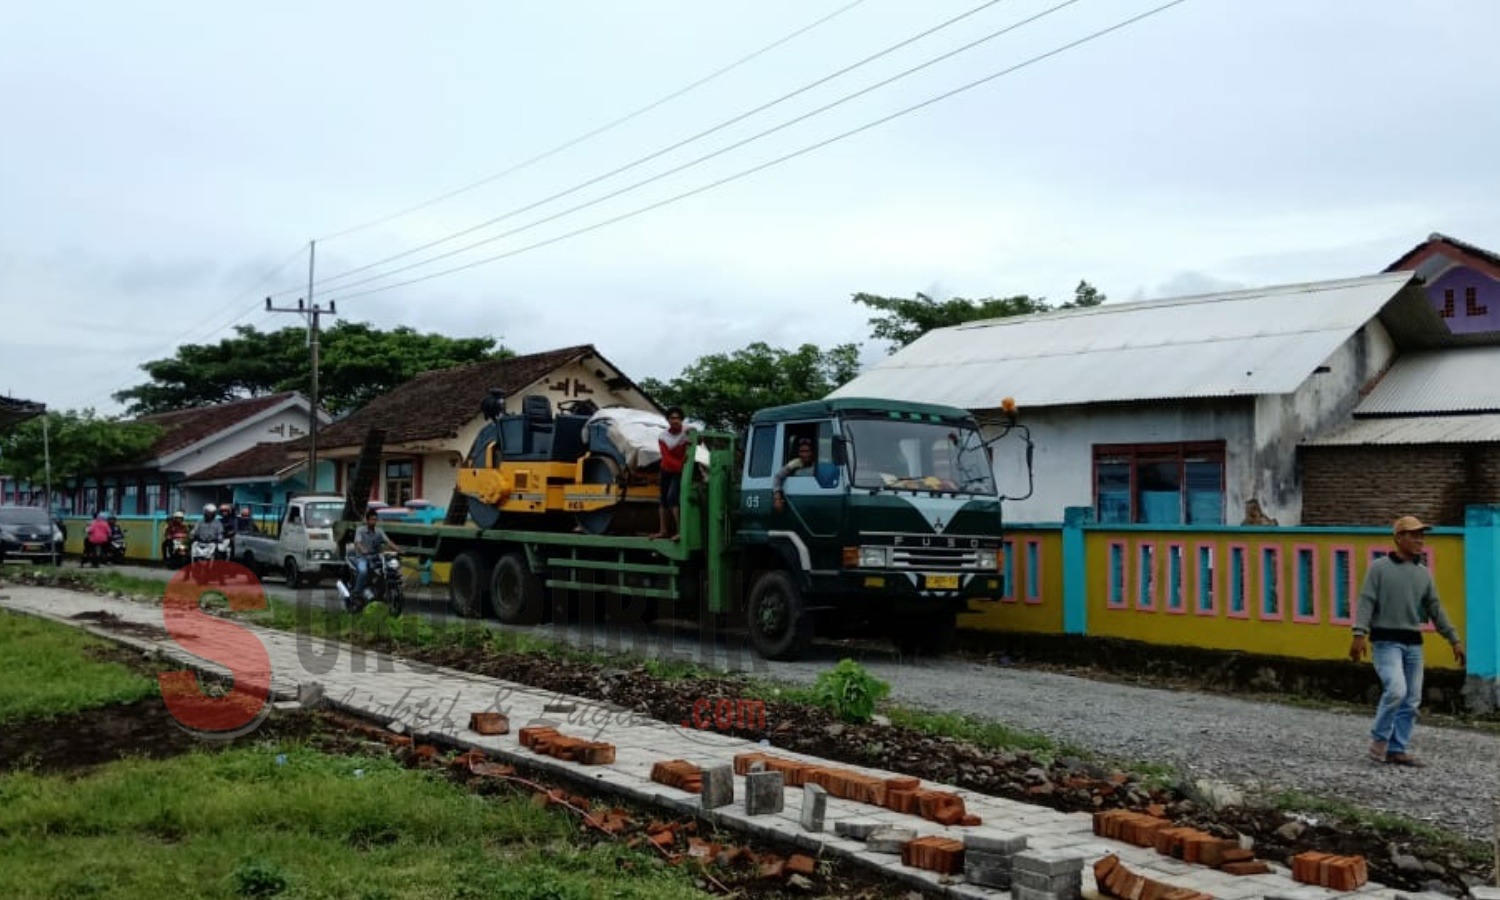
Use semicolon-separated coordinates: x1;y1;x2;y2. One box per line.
977;549;999;570
858;546;890;568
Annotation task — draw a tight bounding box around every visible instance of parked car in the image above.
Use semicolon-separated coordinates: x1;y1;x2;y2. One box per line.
0;506;65;563
235;494;345;587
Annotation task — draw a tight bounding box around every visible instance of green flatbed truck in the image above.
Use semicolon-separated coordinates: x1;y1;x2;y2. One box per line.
367;396;1024;661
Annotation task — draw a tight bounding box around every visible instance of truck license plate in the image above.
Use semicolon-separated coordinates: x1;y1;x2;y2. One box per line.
24;543;42;552
925;574;959;590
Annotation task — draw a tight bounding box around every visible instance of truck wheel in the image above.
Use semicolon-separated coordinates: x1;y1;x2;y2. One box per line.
492;553;543;625
746;570;813;661
448;551;489;619
284;557;303;589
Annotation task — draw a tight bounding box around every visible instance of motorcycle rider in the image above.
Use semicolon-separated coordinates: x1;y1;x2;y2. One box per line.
350;509;402;600
193;504;224;544
105;513;126;563
83;512;111;567
162;510;189;564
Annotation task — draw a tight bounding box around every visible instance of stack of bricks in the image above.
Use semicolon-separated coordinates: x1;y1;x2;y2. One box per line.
901;836;965;875
1290;852;1368;891
963;831;1028;890
1093;855;1214;900
650;759;704;793
1012;848;1086;900
732;752;980;826
517;724;615;765
1094;809;1270;876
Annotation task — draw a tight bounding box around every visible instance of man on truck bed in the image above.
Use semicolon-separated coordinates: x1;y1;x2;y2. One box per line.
653;406;693;539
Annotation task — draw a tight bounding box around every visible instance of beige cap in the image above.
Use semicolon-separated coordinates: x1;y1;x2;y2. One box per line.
1393;515;1429;535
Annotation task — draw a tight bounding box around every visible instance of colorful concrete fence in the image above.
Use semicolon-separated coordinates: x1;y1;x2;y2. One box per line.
965;505;1500;687
47;505;1500;696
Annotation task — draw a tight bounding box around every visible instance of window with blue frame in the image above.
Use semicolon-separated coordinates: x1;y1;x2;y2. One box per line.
1093;442;1225;525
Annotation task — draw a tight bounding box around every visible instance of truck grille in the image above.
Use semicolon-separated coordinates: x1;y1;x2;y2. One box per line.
890;545;987;570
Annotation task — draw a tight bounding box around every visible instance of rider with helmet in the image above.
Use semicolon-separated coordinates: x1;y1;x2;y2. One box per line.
192;503;224;544
161;510;189;563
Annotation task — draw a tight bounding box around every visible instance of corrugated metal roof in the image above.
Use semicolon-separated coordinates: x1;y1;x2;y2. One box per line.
831;273;1423;410
1355;347;1500;415
1304;414;1500;446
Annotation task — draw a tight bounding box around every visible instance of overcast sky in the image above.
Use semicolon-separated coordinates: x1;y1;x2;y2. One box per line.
2;0;1496;415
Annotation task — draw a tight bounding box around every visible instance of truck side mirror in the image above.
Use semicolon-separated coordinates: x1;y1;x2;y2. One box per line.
814;460;840;489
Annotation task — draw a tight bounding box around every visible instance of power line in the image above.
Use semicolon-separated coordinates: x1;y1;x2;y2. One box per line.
308;0;1085;299
314;0;874;243
327;0;1190;304
280;0;1021;297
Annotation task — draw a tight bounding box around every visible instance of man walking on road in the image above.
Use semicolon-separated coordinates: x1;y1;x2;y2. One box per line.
1349;515;1466;767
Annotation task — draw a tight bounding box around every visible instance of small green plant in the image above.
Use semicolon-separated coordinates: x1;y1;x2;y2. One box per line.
811;658;890;723
231;858;289;897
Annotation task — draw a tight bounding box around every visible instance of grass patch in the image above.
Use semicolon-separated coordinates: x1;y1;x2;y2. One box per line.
0;611;156;722
4;565;173;601
0;744;705;900
884;706;1069;758
1270;790;1490;864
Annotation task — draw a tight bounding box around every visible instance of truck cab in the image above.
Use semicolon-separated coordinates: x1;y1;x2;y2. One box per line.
734;398;1009;658
236;494;346;588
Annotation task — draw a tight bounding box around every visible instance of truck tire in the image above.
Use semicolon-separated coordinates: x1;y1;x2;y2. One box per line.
492;553;544;625
448;551;489;619
746;570;813;661
284;557;303;590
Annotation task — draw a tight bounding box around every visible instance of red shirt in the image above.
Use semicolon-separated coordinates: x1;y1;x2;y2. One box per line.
659;429;689;474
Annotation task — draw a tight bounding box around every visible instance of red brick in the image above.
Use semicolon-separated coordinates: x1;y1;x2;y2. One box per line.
1220;847;1254;864
786;854;817;877
961;814;982;826
1221;861;1271;876
468;711;509;735
758;858;785;880
901;836;964;875
518;725;558;748
648;829;675;849
579;742;615;766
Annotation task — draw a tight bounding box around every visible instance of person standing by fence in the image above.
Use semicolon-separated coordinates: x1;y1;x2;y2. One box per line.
1349;515;1466;767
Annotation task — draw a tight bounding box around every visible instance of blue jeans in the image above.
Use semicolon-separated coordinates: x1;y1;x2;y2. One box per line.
352;555;374;597
1370;641;1424;754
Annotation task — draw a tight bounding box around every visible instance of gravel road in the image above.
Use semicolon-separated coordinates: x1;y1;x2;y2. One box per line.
24;568;1500;842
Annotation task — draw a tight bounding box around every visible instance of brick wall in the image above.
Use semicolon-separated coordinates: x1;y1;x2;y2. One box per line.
1301;444;1500;526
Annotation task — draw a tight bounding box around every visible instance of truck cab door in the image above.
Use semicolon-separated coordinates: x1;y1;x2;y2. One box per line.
282;505;306;556
780;421;845;541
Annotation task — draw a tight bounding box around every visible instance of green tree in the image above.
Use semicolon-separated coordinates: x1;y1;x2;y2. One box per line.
641;342;860;433
0;410;162;484
114;322;510;415
853;279;1107;352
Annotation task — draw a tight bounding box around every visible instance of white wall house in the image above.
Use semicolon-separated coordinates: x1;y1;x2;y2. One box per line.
831;273;1451;526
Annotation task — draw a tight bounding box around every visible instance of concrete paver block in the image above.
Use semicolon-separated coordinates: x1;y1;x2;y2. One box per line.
866;827;916;855
700;764;734;809
1015;847;1086;877
834;820;882;840
745;770;784;815
965;829;1029;856
800;783;827;832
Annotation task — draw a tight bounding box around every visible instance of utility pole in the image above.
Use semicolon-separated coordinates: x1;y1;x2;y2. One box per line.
266;240;336;493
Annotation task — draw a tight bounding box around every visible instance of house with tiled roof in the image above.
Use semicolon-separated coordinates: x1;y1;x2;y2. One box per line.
313;344;658;508
55;392;330;517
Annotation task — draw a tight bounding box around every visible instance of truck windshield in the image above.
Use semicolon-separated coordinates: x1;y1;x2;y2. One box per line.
304;503;343;528
845;418;995;495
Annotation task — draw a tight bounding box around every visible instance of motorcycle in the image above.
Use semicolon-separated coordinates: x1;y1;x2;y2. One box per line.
336;551;405;616
188;538;231;584
163;537;189;570
104;535;127;565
